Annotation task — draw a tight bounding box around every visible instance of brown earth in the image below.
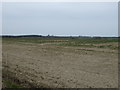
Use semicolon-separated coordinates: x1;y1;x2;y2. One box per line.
2;42;118;88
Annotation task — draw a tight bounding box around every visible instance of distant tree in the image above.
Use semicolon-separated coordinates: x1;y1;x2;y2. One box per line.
47;34;50;37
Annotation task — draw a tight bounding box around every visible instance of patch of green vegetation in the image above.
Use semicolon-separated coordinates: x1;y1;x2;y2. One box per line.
97;45;118;49
2;37;69;44
2;37;118;49
3;80;24;88
77;48;94;52
98;45;111;48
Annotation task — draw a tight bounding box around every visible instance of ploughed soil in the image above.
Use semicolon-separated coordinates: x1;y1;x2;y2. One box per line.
2;41;118;88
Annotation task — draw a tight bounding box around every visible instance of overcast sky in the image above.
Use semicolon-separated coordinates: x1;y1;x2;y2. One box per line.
2;2;118;37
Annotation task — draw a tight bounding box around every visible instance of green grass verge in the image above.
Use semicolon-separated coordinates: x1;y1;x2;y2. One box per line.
3;80;24;88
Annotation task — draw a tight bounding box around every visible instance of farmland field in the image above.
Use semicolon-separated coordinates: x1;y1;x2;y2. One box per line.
2;37;119;88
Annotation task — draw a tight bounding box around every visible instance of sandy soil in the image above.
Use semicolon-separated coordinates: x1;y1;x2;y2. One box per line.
2;42;118;88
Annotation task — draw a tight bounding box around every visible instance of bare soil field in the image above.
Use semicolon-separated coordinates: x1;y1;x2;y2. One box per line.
2;38;118;88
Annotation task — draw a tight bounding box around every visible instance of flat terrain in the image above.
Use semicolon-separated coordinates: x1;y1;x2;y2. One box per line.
2;37;118;88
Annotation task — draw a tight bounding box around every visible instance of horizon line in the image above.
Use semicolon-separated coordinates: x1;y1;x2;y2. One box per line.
1;34;119;37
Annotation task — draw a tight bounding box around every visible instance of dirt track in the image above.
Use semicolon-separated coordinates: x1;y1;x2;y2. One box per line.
2;42;118;88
